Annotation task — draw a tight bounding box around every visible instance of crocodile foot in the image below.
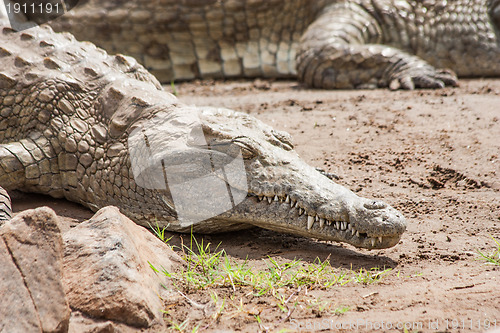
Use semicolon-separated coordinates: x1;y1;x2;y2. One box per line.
389;67;458;90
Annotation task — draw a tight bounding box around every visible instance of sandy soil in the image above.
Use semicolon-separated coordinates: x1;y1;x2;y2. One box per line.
11;79;500;332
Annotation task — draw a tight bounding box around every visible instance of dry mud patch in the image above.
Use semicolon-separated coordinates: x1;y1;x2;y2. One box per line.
12;79;500;332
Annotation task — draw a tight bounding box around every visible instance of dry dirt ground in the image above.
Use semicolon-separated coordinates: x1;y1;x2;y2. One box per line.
12;79;500;332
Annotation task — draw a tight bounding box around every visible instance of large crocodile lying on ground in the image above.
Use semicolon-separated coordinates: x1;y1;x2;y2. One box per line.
21;0;500;89
0;18;406;249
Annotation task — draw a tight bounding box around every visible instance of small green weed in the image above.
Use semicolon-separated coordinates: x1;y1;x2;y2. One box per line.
352;267;393;284
210;291;226;321
148;220;173;244
477;235;500;266
168;318;191;332
333;305;350;315
170;80;178;96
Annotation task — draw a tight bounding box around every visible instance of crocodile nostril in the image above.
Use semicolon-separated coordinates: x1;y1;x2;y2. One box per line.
363;201;387;210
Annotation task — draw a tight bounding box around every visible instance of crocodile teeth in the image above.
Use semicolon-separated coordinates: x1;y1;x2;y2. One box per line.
319;218;325;228
285;195;290;203
347;223;351;231
258;196;264;201
315;216;319;222
356;231;360;238
326;220;331;226
336;221;341;229
307;215;314;230
267;197;272;204
298;208;304;215
378;236;383;243
371;238;376;247
274;195;278;202
351;228;356;236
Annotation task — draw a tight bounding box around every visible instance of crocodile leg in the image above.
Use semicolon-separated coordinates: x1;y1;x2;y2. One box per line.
0;133;61;223
296;2;459;90
0;143;26;190
0;133;61;197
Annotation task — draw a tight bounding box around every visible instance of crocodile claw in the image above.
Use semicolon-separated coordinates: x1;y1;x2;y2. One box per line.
390;67;458;90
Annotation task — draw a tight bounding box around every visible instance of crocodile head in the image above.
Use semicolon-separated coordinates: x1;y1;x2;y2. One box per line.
127;105;406;250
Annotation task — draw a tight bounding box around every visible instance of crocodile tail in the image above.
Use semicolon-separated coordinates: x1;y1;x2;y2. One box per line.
0;186;12;224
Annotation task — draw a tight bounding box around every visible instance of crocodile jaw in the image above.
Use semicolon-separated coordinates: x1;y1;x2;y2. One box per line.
213;159;406;250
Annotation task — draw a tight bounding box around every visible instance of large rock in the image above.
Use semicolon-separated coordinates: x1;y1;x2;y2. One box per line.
0;207;70;333
62;206;183;328
0;236;40;332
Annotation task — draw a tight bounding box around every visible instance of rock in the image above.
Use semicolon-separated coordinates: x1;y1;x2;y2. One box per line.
0;207;70;333
68;311;139;333
0;236;40;332
62;206;183;328
0;204;183;331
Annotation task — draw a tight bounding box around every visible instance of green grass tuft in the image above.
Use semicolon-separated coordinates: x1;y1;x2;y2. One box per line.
477;235;500;266
148;220;173;244
149;230;395;331
151;231;394;293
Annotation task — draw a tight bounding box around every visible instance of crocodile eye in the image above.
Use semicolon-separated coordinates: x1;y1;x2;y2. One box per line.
232;138;258;159
270;129;294;151
239;146;257;159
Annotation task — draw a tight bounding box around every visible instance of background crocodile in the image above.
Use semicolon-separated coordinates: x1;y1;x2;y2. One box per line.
0;17;405;249
17;0;500;89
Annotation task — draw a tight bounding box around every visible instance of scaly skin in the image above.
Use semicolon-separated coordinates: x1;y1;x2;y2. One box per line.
0;20;405;249
21;0;500;89
0;187;11;222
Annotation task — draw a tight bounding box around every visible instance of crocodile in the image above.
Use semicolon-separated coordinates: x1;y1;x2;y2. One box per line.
18;0;500;89
0;17;406;249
